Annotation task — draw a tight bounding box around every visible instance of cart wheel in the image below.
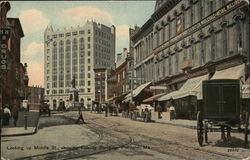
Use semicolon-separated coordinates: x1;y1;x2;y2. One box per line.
245;112;249;148
197;111;203;146
204;121;208;143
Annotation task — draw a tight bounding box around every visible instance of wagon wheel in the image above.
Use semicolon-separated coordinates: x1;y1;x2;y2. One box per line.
245;112;249;148
197;111;203;146
204;121;208;143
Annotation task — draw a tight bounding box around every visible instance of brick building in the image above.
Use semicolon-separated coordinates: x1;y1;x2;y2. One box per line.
0;2;27;109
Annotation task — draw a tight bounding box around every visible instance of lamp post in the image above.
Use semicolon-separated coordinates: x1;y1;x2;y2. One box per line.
98;73;102;113
23;71;29;130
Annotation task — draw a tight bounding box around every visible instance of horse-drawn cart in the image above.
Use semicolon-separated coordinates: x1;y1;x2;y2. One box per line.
197;79;249;148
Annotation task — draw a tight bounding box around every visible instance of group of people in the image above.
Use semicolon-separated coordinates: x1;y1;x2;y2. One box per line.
1;104;19;127
157;101;176;120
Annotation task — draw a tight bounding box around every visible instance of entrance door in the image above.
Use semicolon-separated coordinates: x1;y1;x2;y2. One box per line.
53;99;57;110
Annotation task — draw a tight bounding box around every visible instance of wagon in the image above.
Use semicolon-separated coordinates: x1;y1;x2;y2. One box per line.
39;103;51;116
197;79;249;148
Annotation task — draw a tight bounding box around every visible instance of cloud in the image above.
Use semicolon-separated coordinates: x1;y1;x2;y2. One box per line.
22;42;44;87
23;42;43;57
19;9;49;34
61;6;113;25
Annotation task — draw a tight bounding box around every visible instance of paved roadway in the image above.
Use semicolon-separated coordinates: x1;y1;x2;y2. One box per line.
1;112;250;160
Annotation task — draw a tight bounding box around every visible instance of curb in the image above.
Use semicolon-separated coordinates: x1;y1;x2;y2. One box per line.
0;128;37;137
1;115;40;137
155;121;197;129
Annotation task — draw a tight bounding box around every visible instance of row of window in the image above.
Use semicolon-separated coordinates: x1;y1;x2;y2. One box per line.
47;79;92;89
48;87;91;95
95;37;111;47
95;29;111;40
48;29;90;39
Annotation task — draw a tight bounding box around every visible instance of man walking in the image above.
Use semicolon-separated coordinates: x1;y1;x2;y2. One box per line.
11;104;19;127
76;107;85;124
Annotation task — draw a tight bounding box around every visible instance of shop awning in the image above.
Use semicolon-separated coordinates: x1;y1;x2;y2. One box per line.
172;74;209;100
158;74;209;101
123;96;131;103
108;93;127;102
211;64;245;80
125;81;152;99
157;90;179;101
143;93;165;103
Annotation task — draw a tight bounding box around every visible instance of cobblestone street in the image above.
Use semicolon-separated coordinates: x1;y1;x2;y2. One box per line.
1;112;249;160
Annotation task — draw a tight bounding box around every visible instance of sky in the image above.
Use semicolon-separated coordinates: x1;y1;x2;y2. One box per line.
7;1;155;87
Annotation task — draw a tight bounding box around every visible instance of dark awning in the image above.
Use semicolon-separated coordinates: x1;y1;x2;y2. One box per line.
143;93;165;103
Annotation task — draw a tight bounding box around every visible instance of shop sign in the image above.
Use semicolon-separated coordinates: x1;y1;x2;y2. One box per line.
154;0;248;54
0;28;10;71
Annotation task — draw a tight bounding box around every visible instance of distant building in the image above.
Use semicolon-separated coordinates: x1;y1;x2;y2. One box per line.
27;86;44;110
107;49;130;103
44;21;116;110
93;68;114;104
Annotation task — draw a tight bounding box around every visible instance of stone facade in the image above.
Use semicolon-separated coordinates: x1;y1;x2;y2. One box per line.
132;0;249;89
44;21;115;109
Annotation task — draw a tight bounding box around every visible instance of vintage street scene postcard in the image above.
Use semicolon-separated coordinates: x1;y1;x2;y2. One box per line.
0;0;250;159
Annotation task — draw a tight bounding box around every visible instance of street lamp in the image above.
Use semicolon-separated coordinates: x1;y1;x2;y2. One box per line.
23;71;29;130
98;73;102;113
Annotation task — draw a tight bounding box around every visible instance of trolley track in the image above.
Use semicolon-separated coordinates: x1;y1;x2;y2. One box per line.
14;113;247;160
15;114;134;160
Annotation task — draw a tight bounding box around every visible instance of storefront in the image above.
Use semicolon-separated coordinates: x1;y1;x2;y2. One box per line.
158;74;209;119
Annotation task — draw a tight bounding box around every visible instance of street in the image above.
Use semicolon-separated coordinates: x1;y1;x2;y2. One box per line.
1;112;250;160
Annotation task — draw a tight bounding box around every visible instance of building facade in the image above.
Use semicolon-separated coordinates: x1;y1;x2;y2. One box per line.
132;0;249;91
27;86;44;110
44;21;115;109
0;2;26;109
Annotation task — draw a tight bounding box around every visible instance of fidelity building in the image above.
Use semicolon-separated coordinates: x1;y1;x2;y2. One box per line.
44;21;115;109
132;0;249;91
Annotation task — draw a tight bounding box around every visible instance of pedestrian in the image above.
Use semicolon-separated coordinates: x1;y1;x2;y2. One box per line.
169;101;175;120
11;104;19;127
104;104;108;117
27;104;30;112
157;104;162;119
144;106;149;122
3;106;11;126
76;107;85;124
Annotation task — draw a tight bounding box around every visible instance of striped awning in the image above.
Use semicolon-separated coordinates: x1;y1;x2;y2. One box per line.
125;81;152;99
211;64;245;80
158;74;209;101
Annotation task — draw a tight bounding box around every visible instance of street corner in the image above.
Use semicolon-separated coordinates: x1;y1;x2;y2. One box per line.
1;127;37;137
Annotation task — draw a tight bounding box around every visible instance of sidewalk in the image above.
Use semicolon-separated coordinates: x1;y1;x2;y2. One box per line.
155;119;197;129
1;110;39;137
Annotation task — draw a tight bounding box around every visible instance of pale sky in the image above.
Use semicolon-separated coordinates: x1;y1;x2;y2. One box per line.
7;1;155;87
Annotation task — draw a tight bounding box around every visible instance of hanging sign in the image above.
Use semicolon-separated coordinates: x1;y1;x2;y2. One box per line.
0;28;10;71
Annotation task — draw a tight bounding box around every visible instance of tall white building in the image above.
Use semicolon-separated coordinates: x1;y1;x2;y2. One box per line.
44;21;115;110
